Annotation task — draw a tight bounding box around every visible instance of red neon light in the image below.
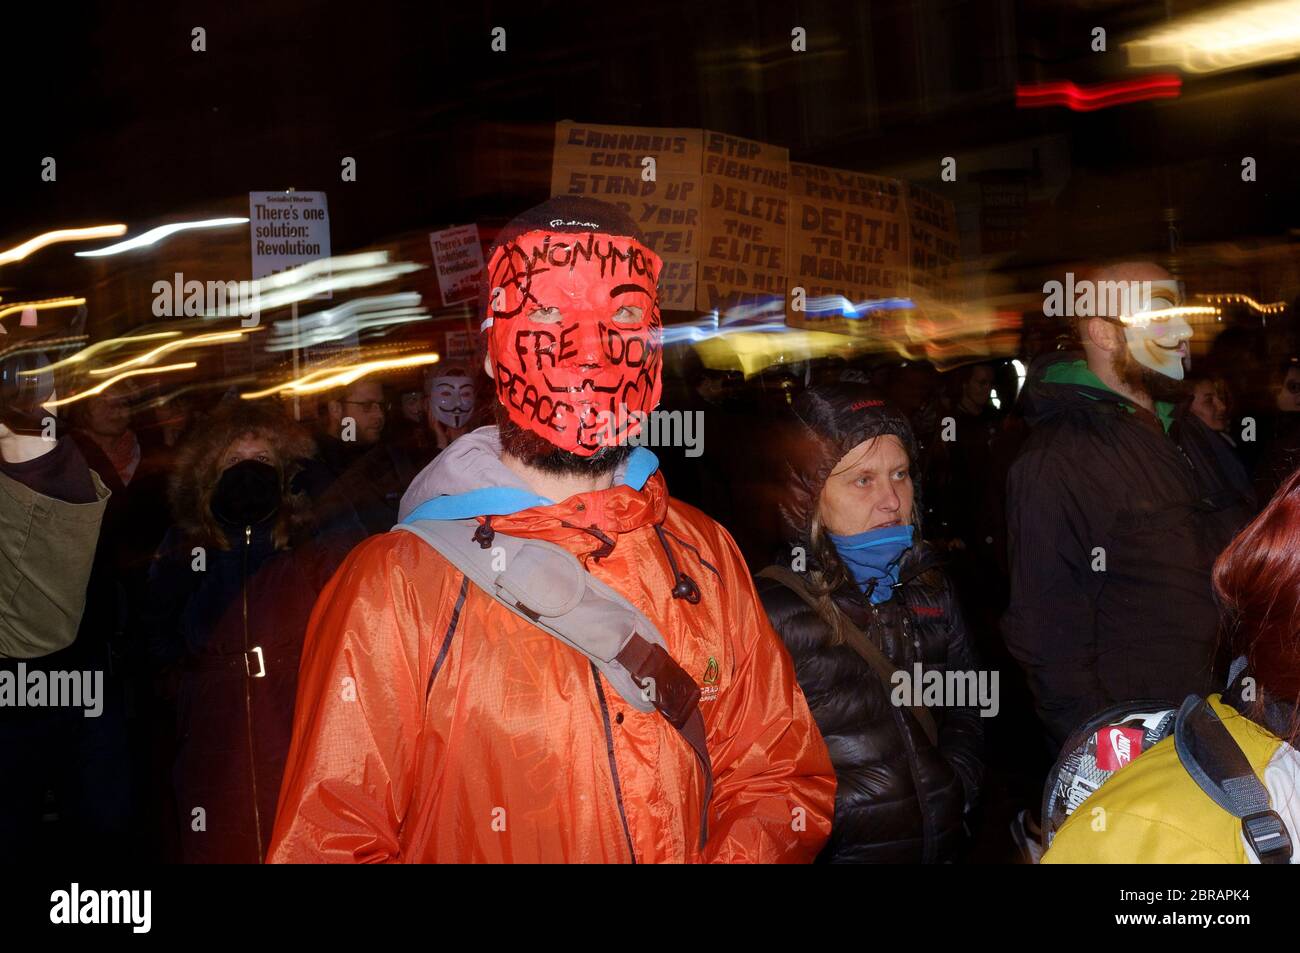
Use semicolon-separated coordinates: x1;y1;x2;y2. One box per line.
1016;74;1183;111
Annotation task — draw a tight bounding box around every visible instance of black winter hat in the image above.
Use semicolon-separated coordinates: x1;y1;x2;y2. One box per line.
490;195;647;258
778;382;920;547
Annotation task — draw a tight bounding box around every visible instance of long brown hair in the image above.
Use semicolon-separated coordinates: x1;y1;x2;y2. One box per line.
1213;467;1300;743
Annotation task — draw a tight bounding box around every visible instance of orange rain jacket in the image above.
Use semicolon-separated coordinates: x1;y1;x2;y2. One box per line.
268;437;835;863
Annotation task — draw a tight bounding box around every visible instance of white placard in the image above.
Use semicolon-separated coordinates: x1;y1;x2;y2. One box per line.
429;224;486;307
249;191;332;281
444;328;474;363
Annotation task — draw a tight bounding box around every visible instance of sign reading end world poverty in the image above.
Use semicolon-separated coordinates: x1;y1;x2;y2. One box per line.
551;121;702;312
249;191;332;294
429;224;487;307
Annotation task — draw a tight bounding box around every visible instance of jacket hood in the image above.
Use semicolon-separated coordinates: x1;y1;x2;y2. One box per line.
1019;350;1178;432
1017;351;1118;425
776;384;920;552
398;425;667;555
168;402;317;545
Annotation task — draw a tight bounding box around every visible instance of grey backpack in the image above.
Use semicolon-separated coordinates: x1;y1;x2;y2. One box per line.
394;517;714;847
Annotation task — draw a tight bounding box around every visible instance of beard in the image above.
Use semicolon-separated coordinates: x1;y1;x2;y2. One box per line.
1113;343;1190;403
494;403;631;477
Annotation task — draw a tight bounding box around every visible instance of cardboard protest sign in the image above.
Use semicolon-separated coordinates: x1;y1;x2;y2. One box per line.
549;122;964;327
551;121;701;310
786;162;909;331
697;130;789;313
905;182;962;305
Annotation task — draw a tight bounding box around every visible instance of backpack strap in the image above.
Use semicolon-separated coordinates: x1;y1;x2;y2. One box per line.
395;517;713;849
757;564;939;747
1174;694;1293;864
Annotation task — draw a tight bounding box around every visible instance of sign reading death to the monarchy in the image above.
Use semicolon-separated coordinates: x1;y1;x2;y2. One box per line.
786;162;909;329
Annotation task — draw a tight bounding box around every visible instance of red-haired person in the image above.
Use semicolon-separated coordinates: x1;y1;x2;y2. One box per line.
1045;468;1300;863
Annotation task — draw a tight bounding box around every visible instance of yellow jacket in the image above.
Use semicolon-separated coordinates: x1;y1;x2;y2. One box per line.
1044;695;1283;863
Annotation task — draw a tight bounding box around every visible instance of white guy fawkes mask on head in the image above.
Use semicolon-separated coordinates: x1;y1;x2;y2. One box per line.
1120;280;1193;381
429;375;476;428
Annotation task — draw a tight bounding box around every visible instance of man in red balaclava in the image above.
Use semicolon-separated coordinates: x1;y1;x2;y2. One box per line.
269;196;834;863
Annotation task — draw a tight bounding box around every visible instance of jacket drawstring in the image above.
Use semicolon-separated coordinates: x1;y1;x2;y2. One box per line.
654;524;701;604
472;516;495;549
558;520;618;561
656;525;721;582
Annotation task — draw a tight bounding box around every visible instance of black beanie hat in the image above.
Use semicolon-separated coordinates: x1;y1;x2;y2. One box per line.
777;382;920;547
490;195;647;258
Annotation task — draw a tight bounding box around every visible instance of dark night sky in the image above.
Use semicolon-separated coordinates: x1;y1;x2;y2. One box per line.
4;0;1297;274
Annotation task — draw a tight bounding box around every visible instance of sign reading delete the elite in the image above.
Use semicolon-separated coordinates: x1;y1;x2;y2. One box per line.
248;191;332;283
697;130;789;313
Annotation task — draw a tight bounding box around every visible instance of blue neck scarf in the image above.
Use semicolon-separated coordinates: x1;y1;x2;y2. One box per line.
828;524;916;604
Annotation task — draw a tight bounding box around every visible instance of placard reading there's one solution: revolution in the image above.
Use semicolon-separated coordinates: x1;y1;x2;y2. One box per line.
249;191;332;288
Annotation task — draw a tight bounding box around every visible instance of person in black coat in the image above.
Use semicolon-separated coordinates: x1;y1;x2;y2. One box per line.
1003;263;1255;748
143;401;363;863
756;383;984;863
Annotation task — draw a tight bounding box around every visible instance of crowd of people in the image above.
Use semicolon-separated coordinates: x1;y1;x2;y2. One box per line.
4;195;1300;863
0;360;484;862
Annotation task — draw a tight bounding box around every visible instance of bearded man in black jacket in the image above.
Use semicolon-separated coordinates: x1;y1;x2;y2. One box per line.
1003;261;1254;748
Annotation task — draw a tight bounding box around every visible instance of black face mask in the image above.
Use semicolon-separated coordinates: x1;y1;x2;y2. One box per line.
210;459;282;527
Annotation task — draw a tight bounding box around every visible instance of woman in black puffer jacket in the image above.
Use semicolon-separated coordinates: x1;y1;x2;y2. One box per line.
756;383;984;863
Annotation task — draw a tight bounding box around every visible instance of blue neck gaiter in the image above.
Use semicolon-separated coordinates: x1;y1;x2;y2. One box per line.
828;524;915;605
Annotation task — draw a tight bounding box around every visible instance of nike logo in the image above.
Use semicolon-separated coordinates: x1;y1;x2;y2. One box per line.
1109;727;1132;767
